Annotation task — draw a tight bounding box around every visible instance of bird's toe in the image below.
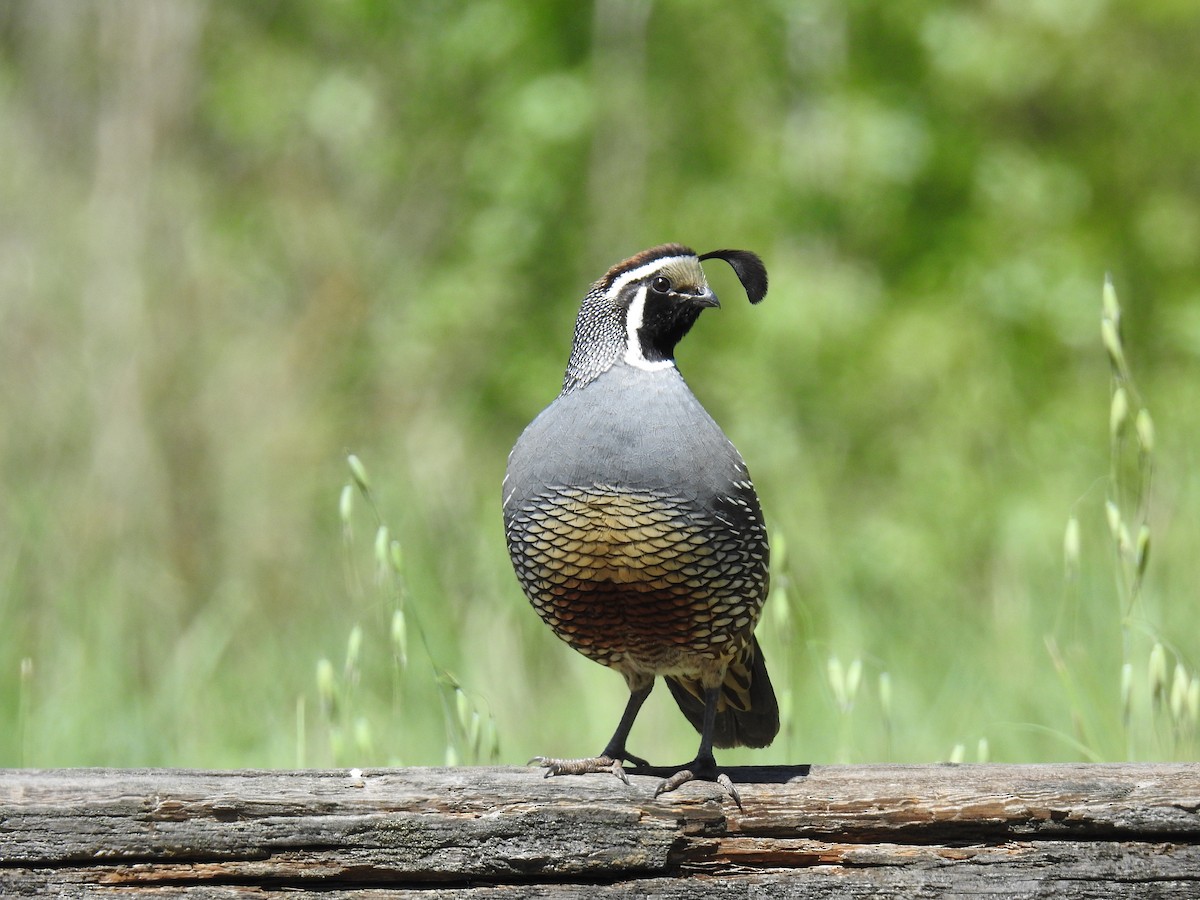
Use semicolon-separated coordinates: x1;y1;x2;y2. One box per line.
530;755;630;785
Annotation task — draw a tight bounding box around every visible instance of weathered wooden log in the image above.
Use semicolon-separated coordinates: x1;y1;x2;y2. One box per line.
1;764;1198;897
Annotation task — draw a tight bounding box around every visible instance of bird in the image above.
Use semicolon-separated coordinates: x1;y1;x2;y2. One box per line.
502;243;777;802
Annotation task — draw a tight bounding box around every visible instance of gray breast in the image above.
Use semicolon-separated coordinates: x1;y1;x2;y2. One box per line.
503;362;750;509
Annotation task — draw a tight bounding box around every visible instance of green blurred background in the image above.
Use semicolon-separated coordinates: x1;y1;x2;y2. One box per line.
2;0;1198;769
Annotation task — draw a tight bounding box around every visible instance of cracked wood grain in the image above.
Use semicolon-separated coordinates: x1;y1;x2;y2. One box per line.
1;764;1197;897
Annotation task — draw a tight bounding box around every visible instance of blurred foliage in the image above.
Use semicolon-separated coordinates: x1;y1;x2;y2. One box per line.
2;0;1199;767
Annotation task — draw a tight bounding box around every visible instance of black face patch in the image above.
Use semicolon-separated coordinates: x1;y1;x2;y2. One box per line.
635;290;703;363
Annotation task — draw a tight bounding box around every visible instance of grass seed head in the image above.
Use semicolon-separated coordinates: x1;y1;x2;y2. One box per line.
1102;273;1121;328
1135;408;1155;455
391;608;408;668
1135;525;1151;579
1063;516;1081;578
345;624;363;681
772;529;787;570
467;710;482;754
1120;662;1133;724
1100;318;1125;372
1149;643;1168;708
1109;386;1129;438
455;686;471;732
374;526;390;578
354;716;374;755
878;671;893;722
827;656;847;710
770;583;790;629
347;453;371;494
845;658;863;707
1170;663;1189;723
1105;501;1121;542
316;658;337;713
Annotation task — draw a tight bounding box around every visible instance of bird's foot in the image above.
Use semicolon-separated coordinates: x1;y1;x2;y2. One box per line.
653;758;742;809
529;755;633;785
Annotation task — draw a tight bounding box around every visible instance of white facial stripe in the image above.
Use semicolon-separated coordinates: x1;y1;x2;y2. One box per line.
604;254;694;300
623;284;674;372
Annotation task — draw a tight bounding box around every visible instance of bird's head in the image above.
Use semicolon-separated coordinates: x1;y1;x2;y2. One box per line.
563;244;767;392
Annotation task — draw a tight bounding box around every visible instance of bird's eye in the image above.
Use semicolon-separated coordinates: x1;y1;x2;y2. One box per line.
650;275;672;294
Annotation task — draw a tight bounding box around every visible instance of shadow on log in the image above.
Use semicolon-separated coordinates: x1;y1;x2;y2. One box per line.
1;763;1198;897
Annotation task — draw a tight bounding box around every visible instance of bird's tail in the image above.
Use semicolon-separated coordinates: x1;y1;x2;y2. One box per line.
665;636;779;749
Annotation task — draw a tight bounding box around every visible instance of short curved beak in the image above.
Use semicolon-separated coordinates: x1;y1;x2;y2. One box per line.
691;288;720;309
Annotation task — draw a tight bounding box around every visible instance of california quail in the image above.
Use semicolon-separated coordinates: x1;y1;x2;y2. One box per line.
503;243;777;800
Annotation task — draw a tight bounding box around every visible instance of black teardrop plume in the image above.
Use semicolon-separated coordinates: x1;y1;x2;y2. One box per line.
698;249;768;304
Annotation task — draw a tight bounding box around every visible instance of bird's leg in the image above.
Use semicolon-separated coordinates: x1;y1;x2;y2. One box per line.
532;681;654;785
654;686;742;808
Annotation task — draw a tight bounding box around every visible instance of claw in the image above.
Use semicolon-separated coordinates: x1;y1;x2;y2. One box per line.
653;766;743;809
654;768;696;797
717;772;743;810
609;758;631;785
